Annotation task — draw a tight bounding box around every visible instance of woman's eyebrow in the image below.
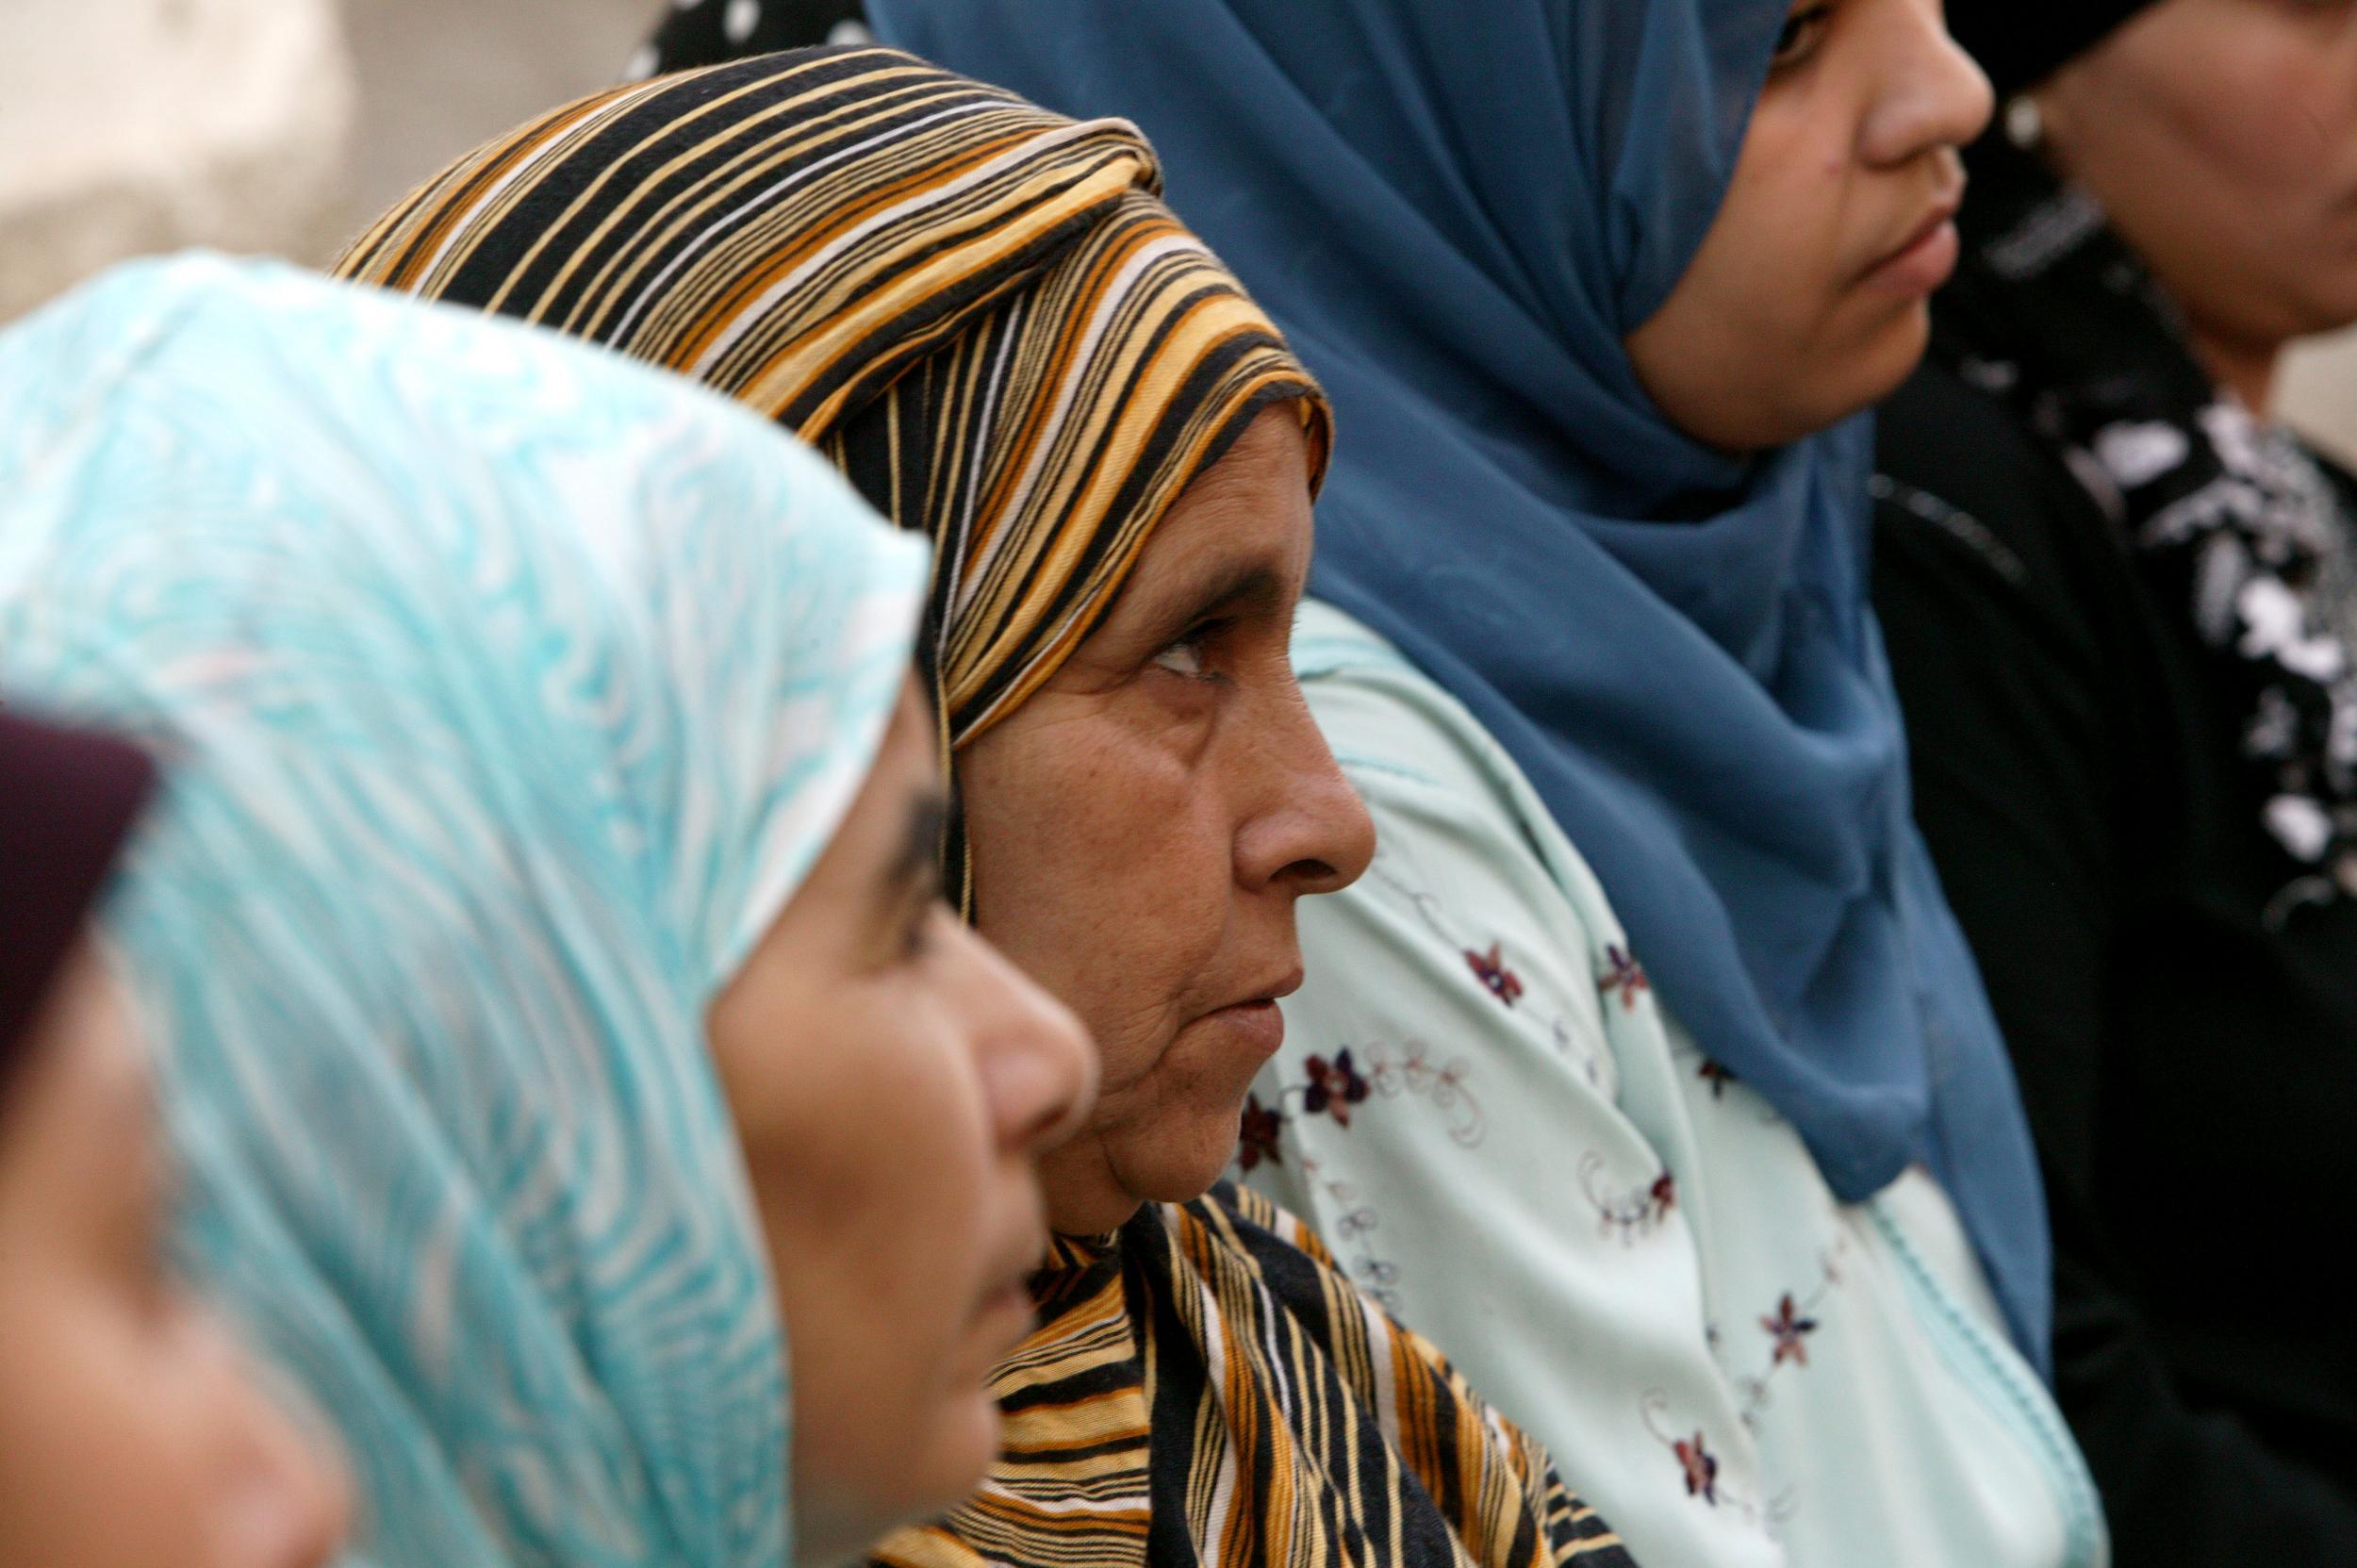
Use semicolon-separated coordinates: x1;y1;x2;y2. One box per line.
1139;557;1292;640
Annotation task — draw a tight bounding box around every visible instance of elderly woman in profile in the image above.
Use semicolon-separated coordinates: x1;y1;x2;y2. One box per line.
815;3;2114;1568
335;48;1634;1568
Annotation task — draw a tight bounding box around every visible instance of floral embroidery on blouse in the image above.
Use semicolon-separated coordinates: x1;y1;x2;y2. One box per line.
1303;1050;1372;1124
1238;1095;1286;1171
1761;1294;1821;1367
1466;941;1525;1005
1365;860;1610;1087
1581;1153;1678;1245
1727;1235;1850;1429
1697;1058;1739;1098
1675;1430;1721;1505
1258;1042;1489;1148
1598;944;1650;1010
1640;1394;1787;1527
1276;1147;1404;1311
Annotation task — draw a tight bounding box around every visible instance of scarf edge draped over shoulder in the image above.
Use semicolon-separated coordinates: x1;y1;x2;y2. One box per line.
335;45;1330;750
867;1182;1635;1568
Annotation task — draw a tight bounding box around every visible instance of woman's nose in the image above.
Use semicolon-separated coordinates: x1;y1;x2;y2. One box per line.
210;1326;354;1568
961;928;1099;1155
1861;0;1995;168
1243;687;1376;898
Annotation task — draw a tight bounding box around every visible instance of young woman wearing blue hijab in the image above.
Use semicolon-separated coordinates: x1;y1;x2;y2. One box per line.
0;255;1096;1568
762;2;2110;1565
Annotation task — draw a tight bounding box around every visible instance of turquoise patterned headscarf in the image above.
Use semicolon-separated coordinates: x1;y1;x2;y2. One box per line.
0;256;930;1568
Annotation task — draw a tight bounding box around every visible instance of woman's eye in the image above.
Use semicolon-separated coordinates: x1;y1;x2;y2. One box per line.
1152;622;1229;681
1153;638;1210;679
1770;3;1832;70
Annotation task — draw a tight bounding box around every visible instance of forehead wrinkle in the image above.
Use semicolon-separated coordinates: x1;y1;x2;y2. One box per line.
1114;553;1294;646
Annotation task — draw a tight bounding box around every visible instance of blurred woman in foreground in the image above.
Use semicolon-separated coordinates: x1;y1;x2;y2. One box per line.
0;254;1094;1567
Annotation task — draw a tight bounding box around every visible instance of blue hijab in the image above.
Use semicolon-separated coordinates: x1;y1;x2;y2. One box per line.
0;255;930;1564
873;0;2052;1371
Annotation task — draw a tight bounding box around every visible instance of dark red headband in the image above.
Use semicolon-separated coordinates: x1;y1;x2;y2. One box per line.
0;708;157;1093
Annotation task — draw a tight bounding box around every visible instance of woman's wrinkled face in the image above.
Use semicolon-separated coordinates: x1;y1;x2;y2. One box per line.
2038;0;2357;363
1626;0;1993;450
956;408;1377;1238
709;675;1096;1567
0;947;350;1568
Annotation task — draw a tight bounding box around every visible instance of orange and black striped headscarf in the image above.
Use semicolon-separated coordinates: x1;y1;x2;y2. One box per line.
337;46;1330;901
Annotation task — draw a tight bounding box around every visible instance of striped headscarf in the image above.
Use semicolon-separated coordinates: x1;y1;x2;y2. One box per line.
0;255;928;1568
336;46;1330;900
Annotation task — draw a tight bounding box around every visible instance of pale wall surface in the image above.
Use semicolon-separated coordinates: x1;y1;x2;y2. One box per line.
2281;330;2357;470
338;0;654;246
0;0;355;322
0;0;651;322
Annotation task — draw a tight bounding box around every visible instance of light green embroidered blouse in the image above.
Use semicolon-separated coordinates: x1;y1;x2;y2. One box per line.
1244;601;2107;1568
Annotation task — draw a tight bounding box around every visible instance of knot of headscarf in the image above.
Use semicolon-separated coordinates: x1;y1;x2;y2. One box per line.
864;0;2052;1373
337;45;1328;760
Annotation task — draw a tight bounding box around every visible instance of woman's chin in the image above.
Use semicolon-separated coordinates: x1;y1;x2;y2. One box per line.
1132;1126;1259;1206
1041;1102;1255;1230
806;1392;1004;1563
1043;1139;1243;1232
931;1387;1006;1499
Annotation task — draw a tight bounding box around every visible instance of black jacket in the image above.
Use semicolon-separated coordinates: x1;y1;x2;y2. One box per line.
1876;358;2357;1562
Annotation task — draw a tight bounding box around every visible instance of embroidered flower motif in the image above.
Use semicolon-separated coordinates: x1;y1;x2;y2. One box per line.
1674;1431;1720;1504
1580;1156;1678;1244
1599;944;1650;1010
1464;942;1525;1006
1301;1050;1371;1126
1760;1293;1820;1368
1237;1095;1286;1172
1697;1059;1739;1098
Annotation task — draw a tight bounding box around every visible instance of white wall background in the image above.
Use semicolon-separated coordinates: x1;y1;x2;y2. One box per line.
2282;332;2357;467
0;0;651;320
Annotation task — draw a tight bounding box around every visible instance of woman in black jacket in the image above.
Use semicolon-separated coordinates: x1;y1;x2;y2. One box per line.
1873;1;2357;1560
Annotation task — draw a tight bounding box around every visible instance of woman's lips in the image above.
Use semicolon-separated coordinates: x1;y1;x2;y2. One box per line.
1863;208;1961;299
1201;998;1286;1059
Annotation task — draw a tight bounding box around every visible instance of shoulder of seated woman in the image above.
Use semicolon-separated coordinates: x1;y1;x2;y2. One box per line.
1873;358;2117;594
1157;1182;1339;1272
